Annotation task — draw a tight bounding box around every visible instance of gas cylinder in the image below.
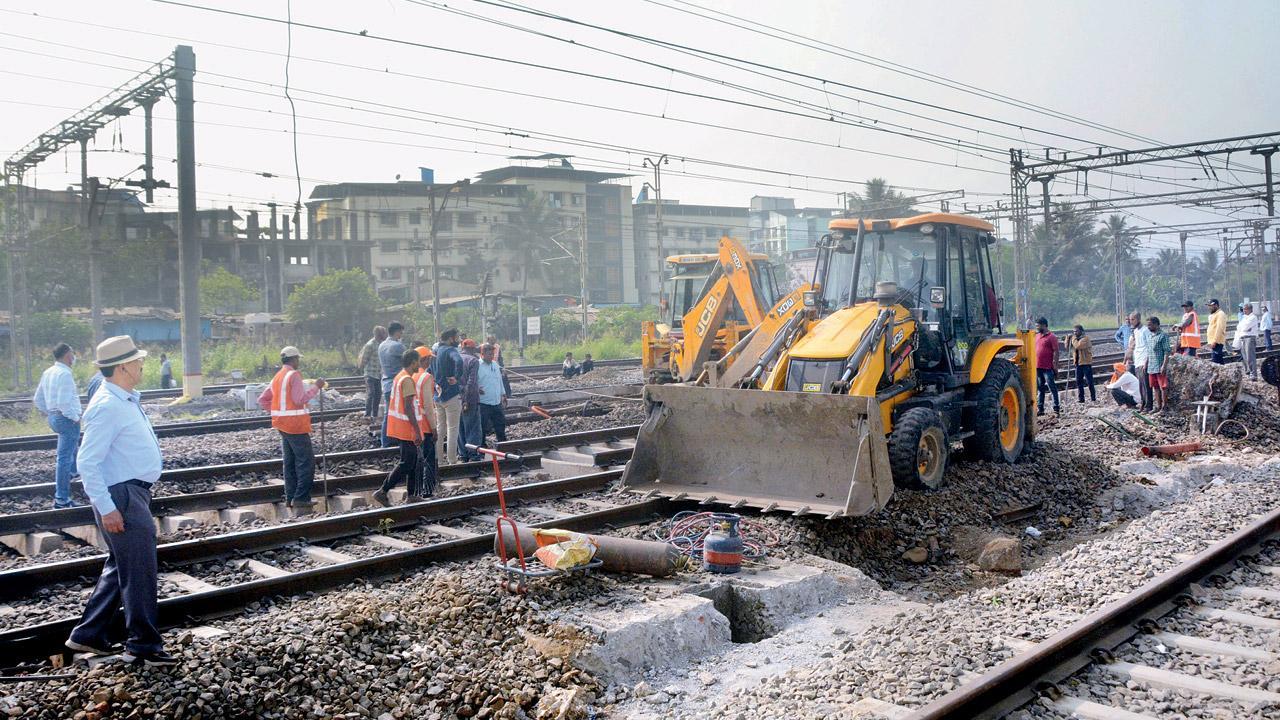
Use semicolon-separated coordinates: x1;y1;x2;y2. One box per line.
702;513;744;574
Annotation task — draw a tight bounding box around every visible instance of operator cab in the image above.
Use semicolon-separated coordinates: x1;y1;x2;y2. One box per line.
818;214;1002;375
664;250;782;331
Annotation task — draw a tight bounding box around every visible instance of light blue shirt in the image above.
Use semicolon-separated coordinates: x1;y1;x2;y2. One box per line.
32;361;81;422
378;337;406;394
77;381;163;515
477;360;505;406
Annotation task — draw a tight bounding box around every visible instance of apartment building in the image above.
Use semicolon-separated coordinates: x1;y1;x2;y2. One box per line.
631;199;751;306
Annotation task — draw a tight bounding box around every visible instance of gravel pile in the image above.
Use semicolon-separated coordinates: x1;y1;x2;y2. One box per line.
2;563;614;720
505;400;645;440
668;460;1280;719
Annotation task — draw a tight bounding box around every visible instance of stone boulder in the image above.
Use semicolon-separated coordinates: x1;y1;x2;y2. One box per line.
1165;354;1244;424
976;537;1022;573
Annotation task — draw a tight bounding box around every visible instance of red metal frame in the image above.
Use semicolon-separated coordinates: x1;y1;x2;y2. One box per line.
467;444;528;583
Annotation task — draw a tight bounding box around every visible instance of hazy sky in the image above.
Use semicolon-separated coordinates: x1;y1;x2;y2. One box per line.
2;0;1276;254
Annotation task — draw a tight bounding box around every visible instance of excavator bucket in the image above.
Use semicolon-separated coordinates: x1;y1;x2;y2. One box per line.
621;384;895;518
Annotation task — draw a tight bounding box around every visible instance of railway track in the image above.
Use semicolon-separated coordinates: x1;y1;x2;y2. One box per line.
0;470;668;664
0;358;643;408
909;508;1280;719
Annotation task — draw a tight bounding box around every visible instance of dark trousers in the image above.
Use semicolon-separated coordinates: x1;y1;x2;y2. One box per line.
381;440;420;496
160;373;173;389
1036;368;1059;412
480;403;507;443
460;404;483;461
279;431;315;502
1178;346;1197;357
380;391;393;448
69;482;162;655
1074;364;1096;402
1135;367;1152;411
1211;343;1225;364
364;377;382;418
418;434;438;497
1111;387;1137;407
1266;330;1273;351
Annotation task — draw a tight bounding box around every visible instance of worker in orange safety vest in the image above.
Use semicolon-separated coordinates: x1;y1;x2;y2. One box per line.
412;345;438;497
1176;300;1201;357
256;346;326;513
373;349;425;507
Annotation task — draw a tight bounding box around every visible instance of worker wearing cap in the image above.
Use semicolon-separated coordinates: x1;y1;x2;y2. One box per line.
257;347;326;513
1206;299;1227;364
1176;300;1201;357
67;336;177;667
373;349;424;507
458;338;483;462
1104;362;1140;408
412;345;439;497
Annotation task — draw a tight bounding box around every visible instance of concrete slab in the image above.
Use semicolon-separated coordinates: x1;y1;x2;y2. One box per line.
388;488;408;504
240;559;292;579
160;571;219;594
62;524;106;551
187;625;228;639
158;515;199;534
301;546;356;565
328;494;369;513
563;593;731;685
424;524;479;539
219;508;258;524
361;534;417;550
0;531;64;556
848;698;911;719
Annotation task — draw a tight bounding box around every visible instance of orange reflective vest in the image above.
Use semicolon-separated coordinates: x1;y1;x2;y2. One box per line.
269;366;312;434
1180;311;1201;348
413;369;435;435
386;370;419;442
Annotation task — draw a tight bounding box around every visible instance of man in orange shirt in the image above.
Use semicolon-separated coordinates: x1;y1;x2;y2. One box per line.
373;350;424;507
257;347;326;514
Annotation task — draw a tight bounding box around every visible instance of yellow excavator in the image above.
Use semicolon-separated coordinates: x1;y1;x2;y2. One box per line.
623;213;1037;519
641;236;808;385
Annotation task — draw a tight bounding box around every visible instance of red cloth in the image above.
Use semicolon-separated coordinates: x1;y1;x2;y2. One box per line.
1148;372;1168;388
1034;332;1060;369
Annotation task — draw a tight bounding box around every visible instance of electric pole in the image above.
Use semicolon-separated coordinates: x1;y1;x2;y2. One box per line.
85;176;104;346
428;178;471;339
642;155;669;308
1179;231;1188;301
175;45;201;397
1114;230;1123;324
579;215;588;340
411;227;423;307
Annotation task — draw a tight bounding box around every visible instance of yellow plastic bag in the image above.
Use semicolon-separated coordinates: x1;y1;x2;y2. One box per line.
533;532;597;570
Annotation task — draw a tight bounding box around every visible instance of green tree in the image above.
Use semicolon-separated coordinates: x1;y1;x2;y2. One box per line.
286;269;382;344
496;190;575;294
200;266;260;314
846;178;919;218
26;312;92;352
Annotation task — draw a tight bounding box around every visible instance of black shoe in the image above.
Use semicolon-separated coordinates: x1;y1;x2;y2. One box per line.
53;500;78;510
122;649;180;667
1036;409;1045;417
65;638;115;656
372;490;391;508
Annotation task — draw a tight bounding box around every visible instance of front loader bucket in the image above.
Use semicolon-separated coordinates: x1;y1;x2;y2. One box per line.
621;384;894;519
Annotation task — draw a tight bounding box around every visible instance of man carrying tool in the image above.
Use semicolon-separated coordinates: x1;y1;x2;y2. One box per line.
1175;300;1201;357
1104;362;1140;408
478;342;508;444
413;345;439;497
1034;317;1060;416
373;349;425;507
257;347;326;514
1206;298;1227;364
1065;325;1095;403
1145;316;1172;413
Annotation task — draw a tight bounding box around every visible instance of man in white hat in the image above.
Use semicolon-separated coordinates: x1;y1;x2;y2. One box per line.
66;335;178;666
257;347;326;514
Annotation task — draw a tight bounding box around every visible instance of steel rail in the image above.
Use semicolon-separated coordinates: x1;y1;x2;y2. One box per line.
0;485;664;663
0;425;641;501
0;455;539;536
0;469;628;600
906;506;1280;719
0;358;643;406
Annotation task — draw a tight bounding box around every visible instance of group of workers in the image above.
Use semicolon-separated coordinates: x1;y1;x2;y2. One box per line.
355;323;513;506
1032;297;1272;417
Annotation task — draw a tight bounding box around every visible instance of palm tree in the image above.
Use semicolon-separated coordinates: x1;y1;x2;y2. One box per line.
1147;248;1182;278
1098;214;1137;318
846;178;918;219
496;190;558;295
1034;203;1101;288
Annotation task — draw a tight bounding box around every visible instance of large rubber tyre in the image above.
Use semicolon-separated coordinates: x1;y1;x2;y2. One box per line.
963;357;1027;463
889;407;949;490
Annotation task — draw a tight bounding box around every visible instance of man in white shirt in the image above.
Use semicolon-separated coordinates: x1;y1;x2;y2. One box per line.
1238;303;1260;379
1126;317;1154;412
1104;363;1140;408
1261;304;1274;352
32;342;82;508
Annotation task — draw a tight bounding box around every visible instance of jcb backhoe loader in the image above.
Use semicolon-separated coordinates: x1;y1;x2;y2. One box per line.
641;236;808;384
622;213;1037;519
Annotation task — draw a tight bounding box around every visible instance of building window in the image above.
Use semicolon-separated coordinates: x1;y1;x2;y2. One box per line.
379;267;401;281
380;240;398;254
571;194;584;206
457;212;477;228
408;212;421;225
379;212;397;227
675;227;686;239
